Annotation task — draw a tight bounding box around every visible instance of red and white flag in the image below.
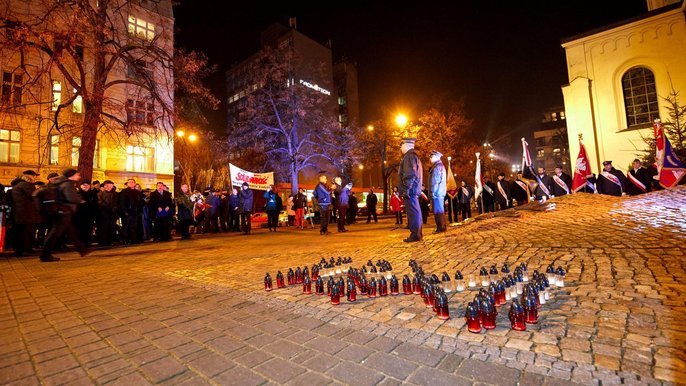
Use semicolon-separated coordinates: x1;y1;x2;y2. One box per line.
474;152;483;199
654;119;686;188
572;138;596;193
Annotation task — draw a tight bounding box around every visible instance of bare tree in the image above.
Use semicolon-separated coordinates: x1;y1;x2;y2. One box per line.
228;46;358;194
0;0;176;181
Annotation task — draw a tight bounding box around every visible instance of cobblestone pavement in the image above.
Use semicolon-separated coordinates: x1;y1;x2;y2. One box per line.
1;187;685;385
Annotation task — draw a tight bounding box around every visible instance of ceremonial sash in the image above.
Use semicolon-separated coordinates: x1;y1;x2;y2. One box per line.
535;175;551;197
515;180;528;193
627;171;646;193
483;184;494;196
552;175;570;194
497;181;509;203
461;187;469;198
600;171;622;188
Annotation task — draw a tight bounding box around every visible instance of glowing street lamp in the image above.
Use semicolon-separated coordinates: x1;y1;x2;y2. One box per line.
176;130;185;138
188;134;198;142
395;114;408;128
367;125;374;132
358;164;364;170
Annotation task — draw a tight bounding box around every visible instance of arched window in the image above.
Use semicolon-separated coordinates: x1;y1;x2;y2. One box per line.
622;67;659;127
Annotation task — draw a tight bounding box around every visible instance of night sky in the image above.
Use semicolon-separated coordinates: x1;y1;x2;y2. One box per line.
174;1;648;156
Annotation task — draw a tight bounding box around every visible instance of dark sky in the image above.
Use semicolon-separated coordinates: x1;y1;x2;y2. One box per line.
174;1;648;154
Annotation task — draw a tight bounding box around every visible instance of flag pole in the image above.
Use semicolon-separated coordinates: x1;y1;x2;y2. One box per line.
476;152;484;214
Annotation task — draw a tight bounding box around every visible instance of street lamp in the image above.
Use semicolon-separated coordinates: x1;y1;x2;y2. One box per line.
176;130;185;138
367;125;374;132
188;134;198;142
395;114;408;129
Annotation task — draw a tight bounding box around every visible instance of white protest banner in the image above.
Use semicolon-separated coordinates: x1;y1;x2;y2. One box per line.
229;163;274;191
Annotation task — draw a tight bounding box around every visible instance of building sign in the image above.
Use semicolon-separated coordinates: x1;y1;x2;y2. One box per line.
299;79;331;95
229;163;274;191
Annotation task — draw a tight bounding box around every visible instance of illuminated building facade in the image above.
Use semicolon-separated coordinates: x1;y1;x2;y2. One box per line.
561;0;686;172
0;0;175;188
533;107;571;174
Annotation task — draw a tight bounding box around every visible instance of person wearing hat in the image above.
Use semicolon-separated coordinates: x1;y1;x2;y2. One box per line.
11;170;40;257
238;181;254;235
398;138;423;242
40;168;89;262
597;160;627;197
626;159;651;196
312;172;332;235
47;172;59;185
429;150;447;233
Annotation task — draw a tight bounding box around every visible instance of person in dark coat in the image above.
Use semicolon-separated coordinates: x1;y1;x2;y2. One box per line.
365;188;378;223
495;172;513;211
429;150;446;233
11;170;40;256
512;173;530;205
228;188;240;232
238;182;254;234
419;185;430;225
203;190;220;233
75;180;98;246
175;183;194;240
219;189;230;232
532;167;553;200
551;166;572;197
333;177;351;232
626;159;652;196
97;180;118;246
398;137;423;243
263;185;280;232
148;181;174;241
40;169;89;262
458;180;473;221
479;177;496;214
313;173;332;235
597;160;627;197
119;178;143;244
646;159;663;191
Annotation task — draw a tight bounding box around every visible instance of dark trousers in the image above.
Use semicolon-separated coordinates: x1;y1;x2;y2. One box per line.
177;219;191;239
337;206;347;231
421;208;429;224
319;207;329;234
366;206;377;223
122;214;140;244
241;212;252;234
267;210;279;230
154;216;172;241
404;196;423;240
14;223;35;256
446;197;459;222
228;210;240;231
97;214;117;245
75;214;95;246
41;212;83;259
394;211;403;224
203;212;218;233
497;201;511;211
460;202;471;220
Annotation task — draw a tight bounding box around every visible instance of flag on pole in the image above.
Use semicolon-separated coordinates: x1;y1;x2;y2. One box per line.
474;152;483;199
654;119;686;188
521;137;550;197
446;162;458;198
572;136;596;193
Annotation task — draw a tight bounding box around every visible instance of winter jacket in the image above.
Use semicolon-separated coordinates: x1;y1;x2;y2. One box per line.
390;193;403;212
313;182;331;208
11;179;39;224
239;188;254;213
429;160;447;200
175;193;194;221
398;149;423;197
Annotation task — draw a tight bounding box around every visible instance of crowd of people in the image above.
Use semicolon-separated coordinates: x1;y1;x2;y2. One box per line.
0;146;669;261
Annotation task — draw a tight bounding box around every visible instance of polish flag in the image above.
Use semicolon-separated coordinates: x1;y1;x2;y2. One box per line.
654;119;686;188
474;152;483;199
572;138;595;193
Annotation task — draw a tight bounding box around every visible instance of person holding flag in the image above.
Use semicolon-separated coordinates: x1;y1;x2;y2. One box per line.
521;138;552;201
597;160;627;196
445;161;459;223
653;119;686;188
572;135;597;193
512;173;531;205
626;159;651;196
474;152;484;210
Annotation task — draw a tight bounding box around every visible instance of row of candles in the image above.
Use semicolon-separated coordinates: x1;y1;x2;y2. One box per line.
264;258;567;331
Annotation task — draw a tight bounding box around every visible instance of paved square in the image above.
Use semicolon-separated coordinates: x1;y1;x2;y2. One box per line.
1;187;685;384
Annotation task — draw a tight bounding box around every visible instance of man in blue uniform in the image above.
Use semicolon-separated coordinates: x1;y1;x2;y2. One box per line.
398;138;423;242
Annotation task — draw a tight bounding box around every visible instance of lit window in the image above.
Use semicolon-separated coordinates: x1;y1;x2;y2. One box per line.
52;81;61;111
0;129;20;163
552;112;557;121
127;15;155;41
50;135;59;165
72;137;99;168
126;145;154;172
553;148;561;154
560;111;566;120
1;72;22;105
537;150;545;158
622;67;659;127
126;99;155;125
338;96;347;106
73;88;83;113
